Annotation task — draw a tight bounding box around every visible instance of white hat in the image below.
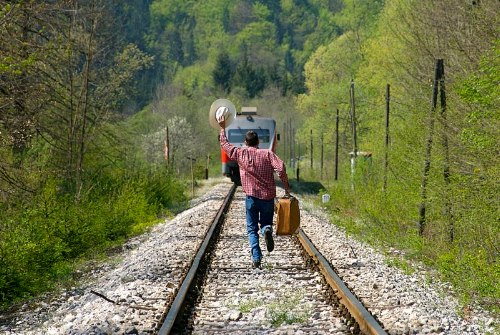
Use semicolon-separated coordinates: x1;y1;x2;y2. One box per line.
209;99;236;129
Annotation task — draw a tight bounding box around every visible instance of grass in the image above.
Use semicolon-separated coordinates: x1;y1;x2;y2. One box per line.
385;256;416;276
237;298;265;313
267;291;310;327
230;290;310;327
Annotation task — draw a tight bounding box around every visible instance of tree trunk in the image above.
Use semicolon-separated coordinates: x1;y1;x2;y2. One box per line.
418;60;443;236
75;1;97;202
383;84;390;192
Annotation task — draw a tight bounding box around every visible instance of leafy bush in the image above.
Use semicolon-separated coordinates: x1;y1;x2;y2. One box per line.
0;167;186;309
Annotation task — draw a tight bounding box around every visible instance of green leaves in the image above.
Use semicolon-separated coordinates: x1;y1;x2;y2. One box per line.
233;56;267;98
97;44;154;110
458;42;500;108
456;42;499;154
0;1;186;309
296;0;499;314
0;54;36;75
0;166;186;308
213;51;233;93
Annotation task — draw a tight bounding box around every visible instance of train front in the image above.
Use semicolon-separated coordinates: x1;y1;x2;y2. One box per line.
221;107;277;185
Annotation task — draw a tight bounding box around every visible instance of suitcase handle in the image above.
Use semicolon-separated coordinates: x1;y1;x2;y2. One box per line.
280;193;295;199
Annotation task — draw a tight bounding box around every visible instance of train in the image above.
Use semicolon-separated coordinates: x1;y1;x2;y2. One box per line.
221;107;279;185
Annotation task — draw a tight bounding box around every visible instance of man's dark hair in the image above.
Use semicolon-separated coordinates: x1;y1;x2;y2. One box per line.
245;131;259;147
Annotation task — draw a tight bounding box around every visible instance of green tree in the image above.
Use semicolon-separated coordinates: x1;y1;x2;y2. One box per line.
296;0;500;309
213;51;233;94
0;0;177;309
234;55;266;98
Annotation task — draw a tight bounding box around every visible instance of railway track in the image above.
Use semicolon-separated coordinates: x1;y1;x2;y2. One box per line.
3;180;493;335
159;186;386;335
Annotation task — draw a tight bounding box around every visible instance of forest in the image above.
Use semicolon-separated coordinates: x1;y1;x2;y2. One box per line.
0;0;498;317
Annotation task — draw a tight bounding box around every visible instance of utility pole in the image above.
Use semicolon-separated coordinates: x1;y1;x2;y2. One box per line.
289;120;293;167
205;154;210;180
439;62;453;242
165;126;170;165
283;121;287;164
350;80;358;189
350;80;358;158
310;129;313;169
297;142;300;181
419;60;443;236
320;132;324;179
335;109;339;181
187;156;196;197
383;84;390;192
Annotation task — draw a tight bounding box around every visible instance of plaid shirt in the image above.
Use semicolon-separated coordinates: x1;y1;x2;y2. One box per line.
220;129;289;200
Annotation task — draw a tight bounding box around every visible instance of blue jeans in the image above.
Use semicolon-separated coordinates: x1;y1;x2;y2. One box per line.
245;196;274;262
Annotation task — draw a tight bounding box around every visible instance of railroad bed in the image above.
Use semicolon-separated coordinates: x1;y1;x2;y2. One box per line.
1;179;494;335
179;190;351;334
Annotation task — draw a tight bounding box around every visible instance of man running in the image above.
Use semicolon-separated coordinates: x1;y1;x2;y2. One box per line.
217;111;290;269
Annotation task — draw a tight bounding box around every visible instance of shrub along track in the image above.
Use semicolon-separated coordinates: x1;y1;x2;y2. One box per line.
159;187;386;335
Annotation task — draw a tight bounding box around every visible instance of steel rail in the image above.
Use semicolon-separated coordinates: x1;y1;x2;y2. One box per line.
158;183;237;335
297;229;388;335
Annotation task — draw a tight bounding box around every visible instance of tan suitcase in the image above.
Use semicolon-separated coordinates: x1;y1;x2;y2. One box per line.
275;196;300;235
